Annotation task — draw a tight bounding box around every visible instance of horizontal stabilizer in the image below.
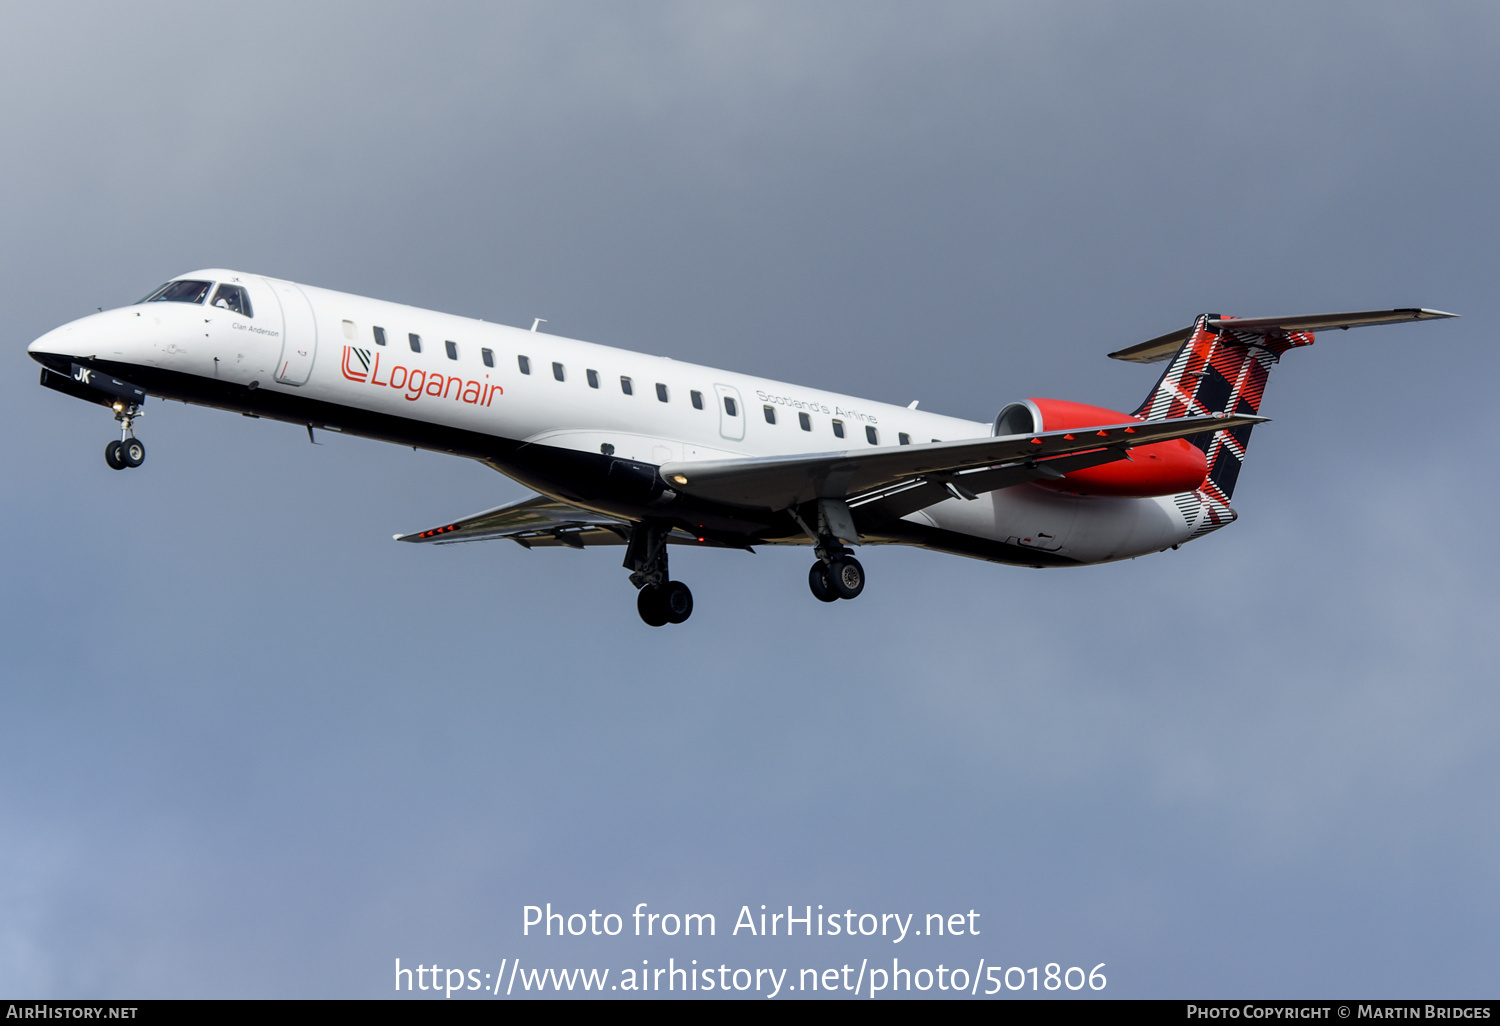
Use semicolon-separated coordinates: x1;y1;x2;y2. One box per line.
1110;308;1458;363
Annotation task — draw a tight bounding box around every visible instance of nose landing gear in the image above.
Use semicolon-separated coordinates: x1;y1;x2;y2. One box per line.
105;403;145;470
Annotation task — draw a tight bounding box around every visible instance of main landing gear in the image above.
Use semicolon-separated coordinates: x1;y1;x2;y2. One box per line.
104;403;145;471
808;554;865;602
625;521;693;626
637;580;693;627
793;500;867;604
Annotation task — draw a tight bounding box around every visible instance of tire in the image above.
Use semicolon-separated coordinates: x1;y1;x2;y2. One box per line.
661;581;694;624
808;562;838;602
104;440;125;470
120;438;145;468
637;585;669;627
829;556;865;600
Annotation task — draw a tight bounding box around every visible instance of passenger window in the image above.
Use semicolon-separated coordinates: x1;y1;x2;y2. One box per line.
763;405;776;425
342;319;356;340
409;333;421;353
210;284;253;316
143;279;213;305
899;432;910;445
373;326;387;346
586;369;599;389
723;396;738;417
656;383;669;402
552;362;565;382
799;412;811;431
620;376;633;395
832;419;844;439
866;426;879;445
690;390;703;410
481;348;494;367
518;355;531;374
445;340;458;360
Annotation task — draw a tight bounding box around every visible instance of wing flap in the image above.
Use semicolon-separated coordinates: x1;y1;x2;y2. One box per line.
658;413;1262;511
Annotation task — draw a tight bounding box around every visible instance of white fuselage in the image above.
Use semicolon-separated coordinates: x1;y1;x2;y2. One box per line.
29;269;1202;565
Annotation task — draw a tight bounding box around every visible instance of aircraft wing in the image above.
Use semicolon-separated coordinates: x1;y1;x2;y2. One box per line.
657;412;1263;512
394;494;633;549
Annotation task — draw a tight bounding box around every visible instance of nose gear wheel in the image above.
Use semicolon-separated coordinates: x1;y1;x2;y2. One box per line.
120;437;145;467
105;402;146;469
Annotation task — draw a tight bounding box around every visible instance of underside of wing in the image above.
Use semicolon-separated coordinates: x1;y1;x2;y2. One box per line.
394;494;633;549
394;494;740;550
657;413;1263;512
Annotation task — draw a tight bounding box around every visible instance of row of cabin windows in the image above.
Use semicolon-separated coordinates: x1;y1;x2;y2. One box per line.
761;404;911;445
516;357;708;408
362;322;910;445
367;325;497;367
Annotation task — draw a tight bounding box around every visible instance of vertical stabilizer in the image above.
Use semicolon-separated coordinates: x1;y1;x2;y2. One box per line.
1131;315;1313;502
1109;307;1454;510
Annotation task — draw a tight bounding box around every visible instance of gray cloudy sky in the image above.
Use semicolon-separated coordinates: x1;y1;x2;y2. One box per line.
2;1;1497;999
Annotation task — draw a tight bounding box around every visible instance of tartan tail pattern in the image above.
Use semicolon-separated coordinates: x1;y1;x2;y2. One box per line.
1134;314;1314;536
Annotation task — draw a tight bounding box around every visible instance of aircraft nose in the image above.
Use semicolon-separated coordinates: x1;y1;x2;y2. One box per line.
28;308;128;367
28;321;84;369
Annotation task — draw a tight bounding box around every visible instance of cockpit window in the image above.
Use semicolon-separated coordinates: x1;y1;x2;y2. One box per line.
141;279;213;305
210;284;252;317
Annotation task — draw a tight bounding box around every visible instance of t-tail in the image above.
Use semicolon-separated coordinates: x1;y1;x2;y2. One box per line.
1110;307;1456;532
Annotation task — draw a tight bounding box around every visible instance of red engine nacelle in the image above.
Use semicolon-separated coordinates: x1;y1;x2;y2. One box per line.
994;398;1208;498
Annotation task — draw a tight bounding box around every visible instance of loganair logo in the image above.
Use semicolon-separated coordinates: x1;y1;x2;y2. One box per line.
341;346;503;406
342;346;372;381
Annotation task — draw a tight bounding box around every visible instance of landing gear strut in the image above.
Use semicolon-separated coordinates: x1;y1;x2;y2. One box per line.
794;499;867;603
105;403;145;471
625;521;693;626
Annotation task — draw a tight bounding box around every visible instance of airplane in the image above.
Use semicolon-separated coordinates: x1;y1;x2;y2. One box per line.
27;269;1454;625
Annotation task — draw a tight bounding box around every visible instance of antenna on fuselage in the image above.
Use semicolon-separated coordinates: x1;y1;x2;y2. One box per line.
531;318;547;332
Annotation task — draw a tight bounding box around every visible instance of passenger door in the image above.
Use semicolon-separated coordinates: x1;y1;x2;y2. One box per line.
263;277;318;385
713;383;745;442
